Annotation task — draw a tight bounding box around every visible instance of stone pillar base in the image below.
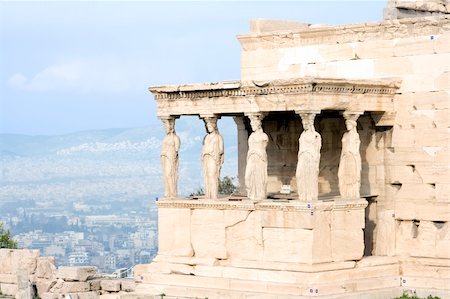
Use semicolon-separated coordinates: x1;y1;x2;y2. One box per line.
156;198;368;265
134;256;450;298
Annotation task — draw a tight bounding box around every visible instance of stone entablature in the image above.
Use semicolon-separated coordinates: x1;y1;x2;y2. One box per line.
156;199;368;211
150;78;399;118
237;16;450;50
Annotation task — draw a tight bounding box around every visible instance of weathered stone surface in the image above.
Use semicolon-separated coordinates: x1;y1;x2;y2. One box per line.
354;39;395;59
45;292;99;299
331;209;365;230
89;279;101;291
263;227;313;263
120;279;135;292
394;36;435;57
76;291;100;299
436;222;450;258
0;273;17;284
12;249;39;275
395;200;450;221
261;210;313;229
41;292;59;299
190;209;227;259
36;256;56;279
49;279;90;293
225;209;263;261
410;221;438;257
56;266;96;282
331;229;364;262
36;278;56;295
98;293;120;299
132;264;152;280
0;283;18;296
375;210;396;256
100;279;121;292
158;207;193;257
0;249;13;274
0;249;39;275
16;268;33;299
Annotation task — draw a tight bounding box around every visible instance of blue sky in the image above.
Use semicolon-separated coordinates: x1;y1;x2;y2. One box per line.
0;1;386;135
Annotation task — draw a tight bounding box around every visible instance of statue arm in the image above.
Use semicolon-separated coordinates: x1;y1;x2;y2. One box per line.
219;135;224;165
175;135;181;152
315;134;322;161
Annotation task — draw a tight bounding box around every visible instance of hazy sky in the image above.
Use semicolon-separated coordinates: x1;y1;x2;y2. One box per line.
0;1;386;135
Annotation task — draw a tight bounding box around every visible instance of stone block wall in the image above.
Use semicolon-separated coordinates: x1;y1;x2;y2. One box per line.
238;16;450;258
156;200;367;266
0;249;136;299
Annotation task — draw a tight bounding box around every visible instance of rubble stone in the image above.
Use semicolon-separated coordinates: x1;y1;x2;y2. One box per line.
56;266;96;282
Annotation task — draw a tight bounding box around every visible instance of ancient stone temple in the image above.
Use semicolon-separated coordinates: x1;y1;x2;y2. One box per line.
135;2;450;298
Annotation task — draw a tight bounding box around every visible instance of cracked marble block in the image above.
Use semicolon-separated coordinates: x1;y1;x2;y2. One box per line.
154;199;367;267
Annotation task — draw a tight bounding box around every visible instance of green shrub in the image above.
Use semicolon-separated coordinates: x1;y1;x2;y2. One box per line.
0;222;17;249
394;292;440;299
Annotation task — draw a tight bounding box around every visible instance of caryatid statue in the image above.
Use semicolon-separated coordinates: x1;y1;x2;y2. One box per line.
160;117;180;198
245;113;268;201
338;112;362;199
296;112;322;201
201;116;224;199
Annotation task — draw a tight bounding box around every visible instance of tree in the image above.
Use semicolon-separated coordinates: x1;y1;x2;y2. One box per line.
219;176;238;195
0;222;18;249
190;176;238;196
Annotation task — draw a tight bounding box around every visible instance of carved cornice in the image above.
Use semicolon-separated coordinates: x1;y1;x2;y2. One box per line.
157;199;368;211
157;200;256;211
149;78;400;101
237;16;450;50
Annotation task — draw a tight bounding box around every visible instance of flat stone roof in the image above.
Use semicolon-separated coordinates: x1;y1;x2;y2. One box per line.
149;77;400;119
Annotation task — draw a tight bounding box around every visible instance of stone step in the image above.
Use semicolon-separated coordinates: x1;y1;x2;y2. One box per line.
138;272;401;297
141;262;400;286
133;284;409;299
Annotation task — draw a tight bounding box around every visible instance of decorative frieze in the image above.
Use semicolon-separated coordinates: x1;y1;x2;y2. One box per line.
150;78;399;101
156;199;368;211
149;78;400;118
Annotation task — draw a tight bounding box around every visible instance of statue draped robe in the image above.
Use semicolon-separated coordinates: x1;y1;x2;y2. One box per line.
245;130;268;201
161;133;180;198
202;132;224;199
338;130;361;199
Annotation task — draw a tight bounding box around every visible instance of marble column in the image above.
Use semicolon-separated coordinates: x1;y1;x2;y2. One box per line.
295;111;322;201
160;116;180;199
233;116;248;195
244;113;268;201
201;115;224;199
338;111;363;199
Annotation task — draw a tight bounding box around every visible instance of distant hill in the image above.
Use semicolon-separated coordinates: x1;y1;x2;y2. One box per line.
0;118;238;203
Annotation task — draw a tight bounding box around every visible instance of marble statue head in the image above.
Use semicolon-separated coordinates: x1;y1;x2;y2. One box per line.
204;117;217;133
249;114;262;132
162;118;175;134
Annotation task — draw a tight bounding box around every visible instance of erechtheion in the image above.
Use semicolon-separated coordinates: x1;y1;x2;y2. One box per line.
137;1;450;298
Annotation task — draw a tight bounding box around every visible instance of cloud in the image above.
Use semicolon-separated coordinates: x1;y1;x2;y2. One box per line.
7;73;28;89
7;57;132;93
